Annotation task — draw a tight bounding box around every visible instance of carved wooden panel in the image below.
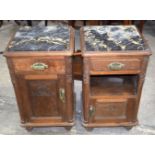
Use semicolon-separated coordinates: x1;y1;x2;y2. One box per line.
27;79;60;117
89;98;137;123
95;101;127;120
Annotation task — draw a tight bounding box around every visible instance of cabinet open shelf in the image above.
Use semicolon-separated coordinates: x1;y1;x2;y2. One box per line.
90;75;138;98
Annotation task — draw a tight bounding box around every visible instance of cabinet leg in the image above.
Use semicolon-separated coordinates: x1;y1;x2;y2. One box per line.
25;127;33;131
65;126;72;131
125;126;133;130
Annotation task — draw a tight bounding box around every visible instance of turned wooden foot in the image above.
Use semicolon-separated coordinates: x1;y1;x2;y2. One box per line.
25;127;33;131
65;126;72;131
125;126;133;130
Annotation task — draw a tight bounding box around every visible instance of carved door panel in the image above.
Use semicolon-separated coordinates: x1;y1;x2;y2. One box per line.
88;98;137;123
16;74;66;123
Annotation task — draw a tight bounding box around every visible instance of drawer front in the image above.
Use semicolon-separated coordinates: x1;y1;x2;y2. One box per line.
89;98;136;123
89;58;141;74
11;57;66;74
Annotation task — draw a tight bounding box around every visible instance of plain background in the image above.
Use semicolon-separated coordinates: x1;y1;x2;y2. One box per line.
0;0;155;155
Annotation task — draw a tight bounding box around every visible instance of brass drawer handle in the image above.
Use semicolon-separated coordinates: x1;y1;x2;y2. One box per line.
89;105;95;117
31;63;48;71
108;62;125;71
59;88;65;103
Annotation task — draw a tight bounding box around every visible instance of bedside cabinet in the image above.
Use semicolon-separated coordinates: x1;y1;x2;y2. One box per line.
80;26;151;129
4;26;75;130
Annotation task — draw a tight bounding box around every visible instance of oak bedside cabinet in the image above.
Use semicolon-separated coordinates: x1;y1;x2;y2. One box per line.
80;26;151;129
4;26;75;131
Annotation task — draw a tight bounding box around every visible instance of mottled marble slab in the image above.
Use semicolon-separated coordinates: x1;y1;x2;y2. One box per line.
83;26;148;51
8;25;70;52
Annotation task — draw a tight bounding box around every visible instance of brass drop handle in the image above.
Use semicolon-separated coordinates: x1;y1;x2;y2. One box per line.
108;62;125;71
31;63;48;71
59;88;65;103
89;105;95;117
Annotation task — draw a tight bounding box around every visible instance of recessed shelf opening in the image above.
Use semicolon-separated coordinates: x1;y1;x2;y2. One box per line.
90;74;138;97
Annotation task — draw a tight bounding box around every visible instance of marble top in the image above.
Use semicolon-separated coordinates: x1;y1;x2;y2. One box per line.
8;25;70;52
83;26;148;52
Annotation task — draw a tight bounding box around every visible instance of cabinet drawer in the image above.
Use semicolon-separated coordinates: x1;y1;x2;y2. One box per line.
89;58;141;74
11;57;66;74
89;98;136;123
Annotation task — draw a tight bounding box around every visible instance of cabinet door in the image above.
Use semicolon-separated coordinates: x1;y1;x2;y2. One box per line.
88;98;137;124
16;74;67;124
